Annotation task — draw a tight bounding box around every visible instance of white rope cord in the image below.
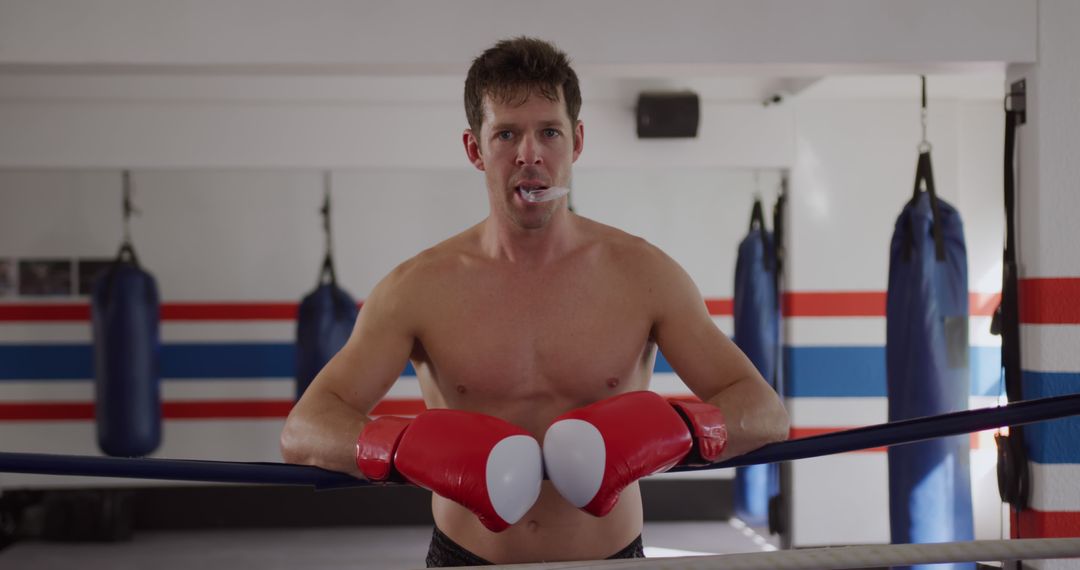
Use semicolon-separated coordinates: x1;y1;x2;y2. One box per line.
473;538;1080;570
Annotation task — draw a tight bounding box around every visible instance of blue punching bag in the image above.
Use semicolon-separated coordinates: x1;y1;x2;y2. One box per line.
295;257;358;400
91;243;162;457
733;200;780;526
886;151;974;570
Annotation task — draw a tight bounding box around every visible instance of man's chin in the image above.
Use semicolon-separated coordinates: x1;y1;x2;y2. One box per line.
508;207;555;231
514;217;549;231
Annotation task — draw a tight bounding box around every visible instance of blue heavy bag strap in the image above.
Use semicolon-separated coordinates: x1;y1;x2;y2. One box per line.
91;243;162;457
992;95;1029;514
732;200;780;526
886;151;974;570
295;254;358;400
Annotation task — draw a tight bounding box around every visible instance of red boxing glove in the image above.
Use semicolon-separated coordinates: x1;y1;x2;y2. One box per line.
542;391;727;517
356;410;543;532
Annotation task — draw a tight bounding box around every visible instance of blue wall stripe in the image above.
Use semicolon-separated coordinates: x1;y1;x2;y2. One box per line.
0;343;998;395
165;344;295;379
971;347;1003;397
785;346;886;397
0;345;92;380
654;351;673;374
1022;370;1080;464
784;346;1001;398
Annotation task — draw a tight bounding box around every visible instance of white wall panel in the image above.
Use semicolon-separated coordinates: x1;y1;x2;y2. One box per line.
790;454;889;546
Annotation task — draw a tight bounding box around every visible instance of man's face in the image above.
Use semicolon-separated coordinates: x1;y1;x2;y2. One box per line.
465;88;584;230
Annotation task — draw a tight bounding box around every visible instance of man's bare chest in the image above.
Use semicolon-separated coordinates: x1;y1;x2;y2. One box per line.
414;269;656;406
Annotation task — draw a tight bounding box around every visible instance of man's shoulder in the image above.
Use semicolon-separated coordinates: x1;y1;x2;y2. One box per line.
579;216;667;266
576;218;699;317
362;229;480;326
385;226;481;287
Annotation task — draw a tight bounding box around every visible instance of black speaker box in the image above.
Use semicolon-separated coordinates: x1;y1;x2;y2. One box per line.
636;92;700;138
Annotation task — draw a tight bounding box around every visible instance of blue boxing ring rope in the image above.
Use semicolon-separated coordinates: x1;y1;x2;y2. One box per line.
679;392;1080;471
0;393;1077;488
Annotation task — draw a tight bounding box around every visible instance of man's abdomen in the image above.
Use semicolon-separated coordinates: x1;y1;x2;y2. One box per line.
431;481;644;564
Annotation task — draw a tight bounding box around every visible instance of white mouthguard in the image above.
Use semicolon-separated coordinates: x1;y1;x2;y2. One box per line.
520;186;570;203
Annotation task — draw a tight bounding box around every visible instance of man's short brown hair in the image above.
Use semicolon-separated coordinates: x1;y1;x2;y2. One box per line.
464;37;582;137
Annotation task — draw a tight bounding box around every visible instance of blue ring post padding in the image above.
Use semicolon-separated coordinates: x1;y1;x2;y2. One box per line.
1;394;1078;487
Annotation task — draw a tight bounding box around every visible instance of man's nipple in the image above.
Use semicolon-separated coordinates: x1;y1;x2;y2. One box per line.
455;384;467;395
606;377;620;389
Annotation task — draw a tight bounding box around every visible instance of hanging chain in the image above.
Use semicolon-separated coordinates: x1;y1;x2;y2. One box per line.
921;107;928;145
321;171;333;257
919;76;932;153
122;170;139;246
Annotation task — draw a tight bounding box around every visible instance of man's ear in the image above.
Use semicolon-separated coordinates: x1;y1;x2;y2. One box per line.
463;129;485;171
571;120;584;163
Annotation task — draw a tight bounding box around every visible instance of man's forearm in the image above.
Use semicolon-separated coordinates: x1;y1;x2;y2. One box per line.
706;377;789;459
281;390;371;478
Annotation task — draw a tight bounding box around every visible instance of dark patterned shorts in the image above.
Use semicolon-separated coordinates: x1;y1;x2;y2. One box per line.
425;526;645;567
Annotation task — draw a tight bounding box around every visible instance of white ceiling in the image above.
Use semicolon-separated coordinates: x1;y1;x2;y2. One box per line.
0;0;1020;109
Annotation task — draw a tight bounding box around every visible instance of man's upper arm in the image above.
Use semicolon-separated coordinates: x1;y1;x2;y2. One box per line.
645;244;788;456
305;264;418;415
648;248;764;402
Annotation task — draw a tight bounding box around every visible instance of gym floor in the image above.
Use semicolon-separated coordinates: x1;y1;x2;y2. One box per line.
0;520;777;569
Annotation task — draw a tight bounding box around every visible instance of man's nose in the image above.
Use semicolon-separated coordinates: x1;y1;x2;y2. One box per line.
515;135;544;166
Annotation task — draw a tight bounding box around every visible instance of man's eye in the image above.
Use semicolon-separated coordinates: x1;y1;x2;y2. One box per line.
543;129;560;138
497;131;513;141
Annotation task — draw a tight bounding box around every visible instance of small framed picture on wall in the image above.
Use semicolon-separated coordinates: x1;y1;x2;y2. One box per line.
18;259;73;297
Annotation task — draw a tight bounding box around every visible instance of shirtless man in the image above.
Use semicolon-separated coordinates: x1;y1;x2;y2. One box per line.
280;37;789;566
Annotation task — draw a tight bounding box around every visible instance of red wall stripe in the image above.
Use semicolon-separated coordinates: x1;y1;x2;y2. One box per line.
0;304;91;321
0;302;362;322
1019;278;1080;324
782;292;1000;318
0;402;95;421
159;303;301;321
162;401;294;419
2;396;731;421
705;299;733;316
0;292;1007;322
790;427;889;453
1013;508;1080;538
790;427;886;453
969;292;1001;317
0;399;427;421
784;292;886;317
